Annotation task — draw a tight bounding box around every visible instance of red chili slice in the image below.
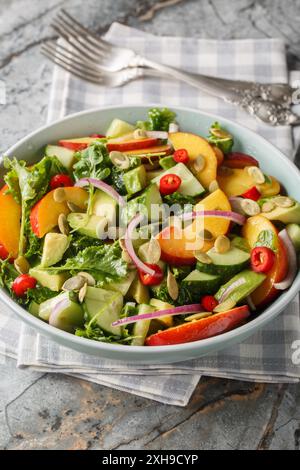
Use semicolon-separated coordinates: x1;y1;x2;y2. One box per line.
251;246;275;273
173;148;189;164
159;174;181;195
241;186;261;201
50;174;74;190
138;263;164;286
12;274;37;297
201;295;218;312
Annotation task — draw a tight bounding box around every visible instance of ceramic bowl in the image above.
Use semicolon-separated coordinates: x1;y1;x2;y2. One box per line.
1;105;300;363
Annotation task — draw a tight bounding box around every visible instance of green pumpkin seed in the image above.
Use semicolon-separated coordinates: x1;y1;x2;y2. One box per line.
247;166;265;184
214;235;230;254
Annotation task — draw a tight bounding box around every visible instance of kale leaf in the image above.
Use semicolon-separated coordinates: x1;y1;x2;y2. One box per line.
136;107;176;132
208;122;234;154
73;143;111;181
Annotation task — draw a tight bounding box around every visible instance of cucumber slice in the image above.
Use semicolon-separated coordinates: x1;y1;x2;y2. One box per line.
182;270;222;297
84;286;123;336
196;247;250;280
106;119;135;138
131;304;152;346
287;223;300;251
159;155;176;170
215;270;266;304
121;183;163;225
28;301;40;317
45;145;75;171
123;165;147;196
152;162;205;197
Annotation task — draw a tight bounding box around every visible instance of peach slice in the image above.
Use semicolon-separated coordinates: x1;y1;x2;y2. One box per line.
169;132;217;189
107;137;158;152
30;187;88;238
59;137;99;151
0;185;21;259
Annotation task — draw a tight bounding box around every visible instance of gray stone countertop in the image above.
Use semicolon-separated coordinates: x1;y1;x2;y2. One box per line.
0;0;300;450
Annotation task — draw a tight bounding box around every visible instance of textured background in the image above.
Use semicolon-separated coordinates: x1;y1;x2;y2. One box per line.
0;0;300;450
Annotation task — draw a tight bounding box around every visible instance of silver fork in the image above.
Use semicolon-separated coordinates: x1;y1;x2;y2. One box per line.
48;9;300;126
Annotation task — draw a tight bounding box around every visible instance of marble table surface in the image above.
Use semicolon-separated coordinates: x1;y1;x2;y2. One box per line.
0;0;300;450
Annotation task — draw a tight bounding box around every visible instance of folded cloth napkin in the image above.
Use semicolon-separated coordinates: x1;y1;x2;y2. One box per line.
1;23;300;406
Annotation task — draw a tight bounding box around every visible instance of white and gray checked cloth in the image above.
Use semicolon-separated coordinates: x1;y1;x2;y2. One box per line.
1;23;300;406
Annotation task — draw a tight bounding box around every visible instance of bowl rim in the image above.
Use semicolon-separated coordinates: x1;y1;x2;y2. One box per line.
2;103;300;357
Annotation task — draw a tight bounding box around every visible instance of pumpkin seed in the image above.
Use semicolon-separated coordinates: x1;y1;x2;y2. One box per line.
213;298;236;313
58;213;69;235
229;197;245;215
198;229;214;241
194;252;212;264
185;312;212;321
261;201;275;213
138;238;161;264
210;127;231;139
78;282;88;303
240;198;260;216
167;269;179;301
214;235;230;254
67;201;84;213
62;275;86;292
53;188;66;203
208;179;219;193
14;256;30;274
109;151;130;170
193;155;205;172
133;128;147;139
247;166;265;184
96;217;108;239
78;272;96;286
273;196;295;208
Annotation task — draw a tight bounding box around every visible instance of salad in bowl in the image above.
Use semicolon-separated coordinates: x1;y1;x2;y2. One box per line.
1;107;299;347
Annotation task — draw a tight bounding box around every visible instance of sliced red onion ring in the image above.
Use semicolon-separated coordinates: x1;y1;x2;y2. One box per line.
75;177;126;207
274;229;297;290
218;277;247;303
146;131;169;140
112;303;203;327
49;298;70;328
125;213;156;277
181;210;246;226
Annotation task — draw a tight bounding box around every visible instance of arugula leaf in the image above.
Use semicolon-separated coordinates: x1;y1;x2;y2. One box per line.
75;323;134;344
44;242;128;286
26;286;57;305
208;122;234;154
136;108;176;132
254;230;277;251
4;156;65;256
69;233;104;255
73;143;111;181
24;219;42;259
163;192;197;207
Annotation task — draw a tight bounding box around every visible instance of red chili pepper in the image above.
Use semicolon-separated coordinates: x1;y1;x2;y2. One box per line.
201;295;219;312
50;174;74;190
159;174;182;195
12;274;37;297
138;263;164;286
173;148;189;164
251;246;275;273
90;133;105;138
241;186;261;201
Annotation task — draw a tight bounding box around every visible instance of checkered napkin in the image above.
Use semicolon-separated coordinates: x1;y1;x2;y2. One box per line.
1;23;300;406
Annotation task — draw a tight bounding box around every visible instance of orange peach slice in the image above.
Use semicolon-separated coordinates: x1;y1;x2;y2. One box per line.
0;185;21;259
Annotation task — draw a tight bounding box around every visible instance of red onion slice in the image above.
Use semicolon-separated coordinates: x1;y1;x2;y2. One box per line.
218;277;247;303
49;298;70;328
146;131;169;140
274;229;297;290
75;177;126;207
112;303;203;327
125;213;156;277
181;210;246;226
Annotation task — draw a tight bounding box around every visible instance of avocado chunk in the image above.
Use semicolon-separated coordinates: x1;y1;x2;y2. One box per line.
29;266;69;291
121;183;163;226
287;223;300;251
28;301;40;317
84;286;123;336
123;165;147;196
45;145;75;171
131;304;152;346
127;274;150;304
215;270;266;305
106;118;134;138
263;199;300;224
196;246;250;281
48;294;84;333
182;270;222;297
152;162;205;197
149;298;174;327
92;189;118;226
105;270;136;296
67;213;107;239
41;233;70;268
159;155;176;170
39;292;70;321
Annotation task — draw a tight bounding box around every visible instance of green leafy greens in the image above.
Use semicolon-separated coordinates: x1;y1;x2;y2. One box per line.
208;122;234;154
137;107;176;132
